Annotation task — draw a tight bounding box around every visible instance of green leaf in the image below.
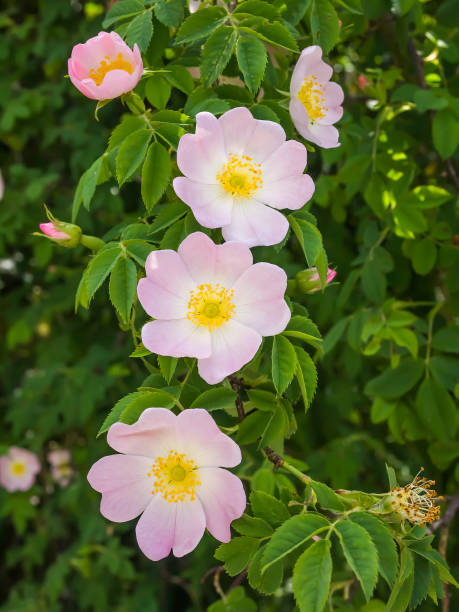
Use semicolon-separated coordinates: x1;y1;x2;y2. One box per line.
116;129;152;186
119;391;176;425
72;155;106;221
102;0;143;28
335;520;378;601
391;0;417;16
310;0;340;54
190;387;237;411
234;0;280;20
163;64;195;94
250;22;299;52
108;257;137;323
232;514;273;538
432;326;459;354
410;554;431;609
236;34;267;95
292;540;332;612
157;355;178;383
415;378;457;441
350;512;398;588
208;587;257;612
412;185;453;209
310;480;346;512
215;537;260;576
123;239;154;265
386;548;414;612
362;260;386;303
247;389;277;412
175;6;226;44
294;346;318;412
322;318;349;353
250;490;290;526
248;545;283;595
98;391;146;436
364;359;424;400
108;115;146;152
387;327;418;358
289;216;323;267
149;201;188;234
145;75;171;109
129;344;152;358
86;243;123;300
386;463;398;489
411;239;436;275
432;108;459;159
125;10;153;52
183;87;231;116
261;513;330;572
272;335;297;395
154;0;185;27
201;27;238;87
141;142;171;212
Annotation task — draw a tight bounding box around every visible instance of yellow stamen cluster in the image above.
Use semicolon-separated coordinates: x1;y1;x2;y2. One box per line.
216;153;263;198
390;468;442;526
148;450;201;503
187;283;235;331
297;75;328;122
10;461;25;476
88;53;134;86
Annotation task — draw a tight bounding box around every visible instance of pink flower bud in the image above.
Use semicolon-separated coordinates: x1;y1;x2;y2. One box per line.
296;267;337;294
39;222;71;241
36;208;82;247
357;75;370;91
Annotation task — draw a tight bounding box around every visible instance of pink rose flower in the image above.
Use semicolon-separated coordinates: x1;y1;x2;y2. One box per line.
48;449;73;487
88;408;246;561
0;447;40;492
173;107;315;247
68;31;143;100
39;222;71;241
137;232;291;384
289;46;344;149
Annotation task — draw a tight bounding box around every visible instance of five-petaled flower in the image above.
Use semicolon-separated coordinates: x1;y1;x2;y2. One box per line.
173;107;315;247
289;46;344;149
87;408;246;561
68;31;143;100
0;447;40;492
137;232;291;384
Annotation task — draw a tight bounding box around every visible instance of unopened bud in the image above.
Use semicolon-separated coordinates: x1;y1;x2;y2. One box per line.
296;267;337;294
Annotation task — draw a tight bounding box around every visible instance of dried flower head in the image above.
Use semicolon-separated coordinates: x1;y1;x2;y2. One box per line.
390;468;442;526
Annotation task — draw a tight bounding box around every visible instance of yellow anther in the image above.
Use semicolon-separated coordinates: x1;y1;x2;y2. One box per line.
187;283;235;331
149;450;201;504
88;53;134;86
297;75;327;122
11;461;25;476
390;469;442;526
216;153;263;198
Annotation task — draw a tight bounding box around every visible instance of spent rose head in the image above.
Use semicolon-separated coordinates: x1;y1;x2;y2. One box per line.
173;107;315;247
88;408;246;561
137;232;291;384
68;31;143;100
289;46;344;148
0;447;40;492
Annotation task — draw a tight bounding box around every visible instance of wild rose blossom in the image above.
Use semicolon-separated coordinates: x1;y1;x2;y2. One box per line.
289;46;344;149
137;232;291;384
88;408;246;561
173;107;315;247
48;449;73;487
68;32;143;100
0;447;40;492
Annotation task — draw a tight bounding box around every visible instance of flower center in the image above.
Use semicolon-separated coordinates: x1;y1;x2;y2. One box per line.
390;468;442;526
148;450;201;503
297;75;328;122
88;53;134;86
216;153;262;198
11;461;25;476
187;283;235;331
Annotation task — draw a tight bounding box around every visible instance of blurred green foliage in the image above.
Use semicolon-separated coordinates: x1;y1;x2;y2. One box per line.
1;0;458;610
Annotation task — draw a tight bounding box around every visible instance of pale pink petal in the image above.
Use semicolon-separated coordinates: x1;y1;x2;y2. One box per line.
289;97;340;148
47;449;71;466
256;173;315;210
107;407;177;457
232;263;291;335
137;278;188;320
222;199;289;247
260;140;307;180
189;0;201;12
68;66;99;99
88;454;153;522
196;467;246;542
40;222;70;240
177;112;226;182
139;249;194;318
320;82;344;125
142;319;212;359
242;118;286;163
70;33;117;71
198;320;262;384
220;106;256;157
290;46;333;95
84;69;140;100
176;409;241;468
10;447;41;474
172;500;206;557
173;178;233;228
136;495;177;561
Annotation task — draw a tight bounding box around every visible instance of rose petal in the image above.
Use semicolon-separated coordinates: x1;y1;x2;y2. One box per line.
107;407;177;456
136;495;177;561
141;319;212;359
196;467;246;542
176;409;241;468
222;199;289;247
260;140;307;180
256;173;315;210
290;46;333;95
172;499;206;557
220;106;256;157
197;320;262;384
173;178;233;228
177;112;226;182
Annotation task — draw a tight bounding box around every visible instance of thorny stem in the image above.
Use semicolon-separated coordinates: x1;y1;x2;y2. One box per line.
229;375;245;421
264;446;311;484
